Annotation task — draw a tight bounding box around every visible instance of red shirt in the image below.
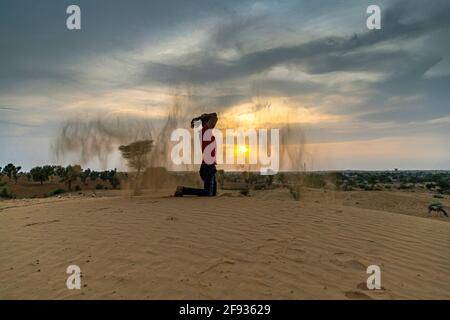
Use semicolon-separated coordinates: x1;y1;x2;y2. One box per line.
201;124;216;165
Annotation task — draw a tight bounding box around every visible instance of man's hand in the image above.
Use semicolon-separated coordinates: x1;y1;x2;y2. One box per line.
191;113;218;128
190;117;200;128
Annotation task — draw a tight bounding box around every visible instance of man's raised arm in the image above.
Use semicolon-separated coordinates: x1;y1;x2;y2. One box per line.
191;113;218;128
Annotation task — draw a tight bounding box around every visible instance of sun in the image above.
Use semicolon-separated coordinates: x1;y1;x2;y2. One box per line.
238;145;248;154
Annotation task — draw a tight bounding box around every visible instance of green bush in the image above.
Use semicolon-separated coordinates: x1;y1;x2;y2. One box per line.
341;184;353;191
0;187;14;199
50;188;65;196
304;173;326;188
254;183;266;190
399;183;413;190
109;175;121;189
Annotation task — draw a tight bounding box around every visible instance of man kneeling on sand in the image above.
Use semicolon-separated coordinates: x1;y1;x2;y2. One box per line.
174;112;218;197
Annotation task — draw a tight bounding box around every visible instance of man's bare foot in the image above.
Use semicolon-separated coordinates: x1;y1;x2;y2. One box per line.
174;186;183;197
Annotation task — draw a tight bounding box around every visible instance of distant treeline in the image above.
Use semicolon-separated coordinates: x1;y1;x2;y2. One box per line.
221;170;450;194
0;163;122;199
2;163;449;200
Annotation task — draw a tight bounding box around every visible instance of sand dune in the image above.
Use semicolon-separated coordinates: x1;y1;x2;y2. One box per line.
1;189;449;299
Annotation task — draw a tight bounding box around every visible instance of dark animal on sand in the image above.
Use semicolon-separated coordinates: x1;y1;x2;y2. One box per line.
428;202;448;217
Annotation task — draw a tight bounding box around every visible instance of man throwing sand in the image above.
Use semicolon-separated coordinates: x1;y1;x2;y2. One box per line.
174;112;218;197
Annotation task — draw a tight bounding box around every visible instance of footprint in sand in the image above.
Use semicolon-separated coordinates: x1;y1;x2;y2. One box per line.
25;219;60;227
344;291;372;300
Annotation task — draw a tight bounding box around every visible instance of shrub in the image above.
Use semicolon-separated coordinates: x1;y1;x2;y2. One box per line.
289;185;301;201
327;172;344;189
0;187;14;199
437;179;450;190
341;184;353;191
254;183;266;190
304;173;326;188
240;188;250;196
425;183;436;190
108;175;120;189
50;188;65;196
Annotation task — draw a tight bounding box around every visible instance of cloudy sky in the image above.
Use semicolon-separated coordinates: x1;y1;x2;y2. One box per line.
1;0;449;171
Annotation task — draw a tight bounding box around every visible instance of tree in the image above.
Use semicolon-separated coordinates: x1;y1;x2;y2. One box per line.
119;140;153;195
80;168;91;185
13;166;21;183
54;165;66;179
107;169;120;189
265;174;274;188
60;165;82;191
99;171;109;183
30;166;50;185
42;165;55;183
437;178;450;194
2;163;21;182
276;172;287;186
89;170;100;182
2;164;12;181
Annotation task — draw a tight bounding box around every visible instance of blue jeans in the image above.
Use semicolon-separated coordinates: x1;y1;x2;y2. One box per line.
181;164;217;196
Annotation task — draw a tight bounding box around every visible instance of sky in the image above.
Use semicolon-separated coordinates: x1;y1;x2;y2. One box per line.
0;0;449;171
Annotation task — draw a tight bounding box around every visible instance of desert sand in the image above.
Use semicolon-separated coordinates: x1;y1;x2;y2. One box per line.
1;188;450;299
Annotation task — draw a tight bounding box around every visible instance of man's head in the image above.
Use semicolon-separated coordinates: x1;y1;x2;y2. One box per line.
204;113;218;129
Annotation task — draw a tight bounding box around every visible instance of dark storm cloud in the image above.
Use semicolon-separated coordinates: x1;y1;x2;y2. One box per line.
208;14;268;51
359;74;450;123
281;120;450;145
141;0;450;84
137;0;450;128
0;0;245;93
256;79;325;96
302;50;428;75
